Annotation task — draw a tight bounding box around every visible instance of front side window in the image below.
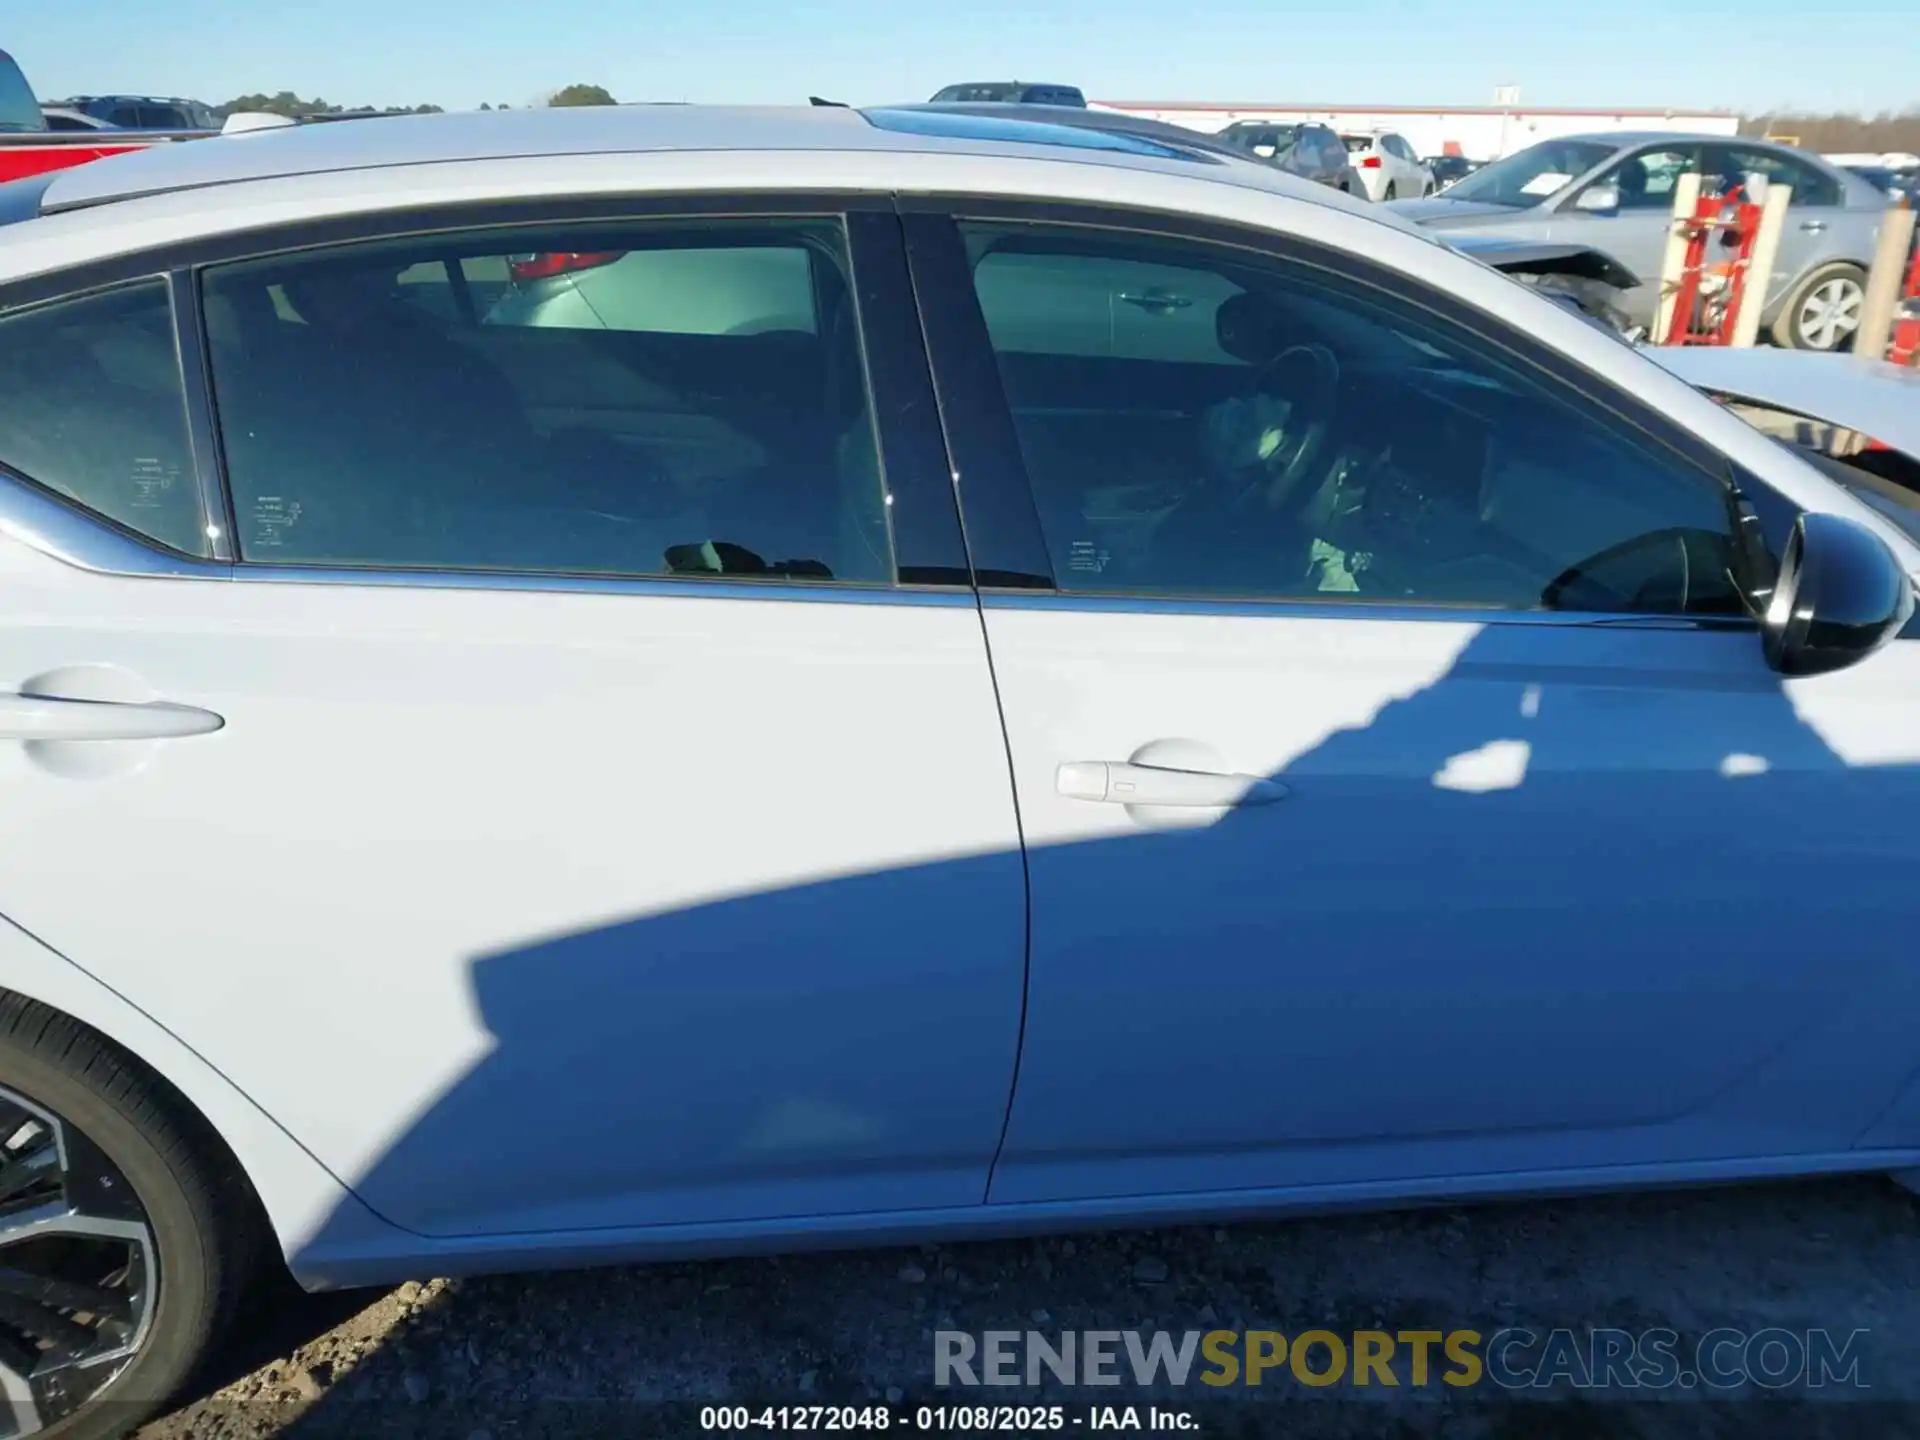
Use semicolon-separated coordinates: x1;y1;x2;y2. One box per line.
202;218;892;582
960;221;1743;615
1593;145;1703;211
0;280;208;555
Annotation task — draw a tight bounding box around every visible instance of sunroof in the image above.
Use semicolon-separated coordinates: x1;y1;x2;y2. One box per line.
860;107;1204;163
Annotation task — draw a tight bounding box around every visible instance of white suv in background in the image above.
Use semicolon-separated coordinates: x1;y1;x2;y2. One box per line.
1342;129;1432;201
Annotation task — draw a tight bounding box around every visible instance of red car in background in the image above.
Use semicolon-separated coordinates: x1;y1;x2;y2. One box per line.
0;47;204;183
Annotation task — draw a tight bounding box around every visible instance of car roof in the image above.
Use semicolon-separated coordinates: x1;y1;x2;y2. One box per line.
897;103;1254;159
1555;130;1769;147
34;102;1318;215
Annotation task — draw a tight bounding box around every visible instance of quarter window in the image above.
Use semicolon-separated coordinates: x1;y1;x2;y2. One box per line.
959;221;1743;615
201;218;892;582
0;280;208;556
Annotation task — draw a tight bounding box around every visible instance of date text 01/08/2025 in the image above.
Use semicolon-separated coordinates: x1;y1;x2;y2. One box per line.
700;1404;1202;1432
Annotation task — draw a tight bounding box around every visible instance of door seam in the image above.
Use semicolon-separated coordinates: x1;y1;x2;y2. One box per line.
888;193;1033;1201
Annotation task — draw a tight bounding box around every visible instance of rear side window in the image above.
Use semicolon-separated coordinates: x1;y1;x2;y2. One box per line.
201;218;893;583
0;281;208;555
1718;146;1841;208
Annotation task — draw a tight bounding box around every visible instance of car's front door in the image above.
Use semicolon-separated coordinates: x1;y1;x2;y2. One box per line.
1546;143;1705;328
905;204;1920;1206
0;201;1028;1238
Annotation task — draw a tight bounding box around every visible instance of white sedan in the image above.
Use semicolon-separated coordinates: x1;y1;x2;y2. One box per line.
0;103;1915;1436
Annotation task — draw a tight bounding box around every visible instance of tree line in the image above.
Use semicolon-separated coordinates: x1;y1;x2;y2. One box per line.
215;84;617;119
1739;107;1920;153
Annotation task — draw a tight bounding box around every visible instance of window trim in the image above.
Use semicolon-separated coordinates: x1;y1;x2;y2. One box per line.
0;192;974;595
0;274;221;564
898;195;1774;627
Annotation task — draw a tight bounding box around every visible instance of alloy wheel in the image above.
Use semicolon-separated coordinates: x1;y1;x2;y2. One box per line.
1796;276;1864;350
0;1087;155;1439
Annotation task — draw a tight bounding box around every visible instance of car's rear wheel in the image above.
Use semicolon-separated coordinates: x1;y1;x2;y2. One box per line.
1770;262;1867;351
0;996;255;1439
1382;181;1397;201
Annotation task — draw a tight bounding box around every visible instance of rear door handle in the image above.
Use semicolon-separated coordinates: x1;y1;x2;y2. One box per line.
1056;760;1287;808
0;694;224;742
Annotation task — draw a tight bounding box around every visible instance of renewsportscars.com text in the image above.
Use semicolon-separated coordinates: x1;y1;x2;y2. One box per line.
934;1327;1869;1391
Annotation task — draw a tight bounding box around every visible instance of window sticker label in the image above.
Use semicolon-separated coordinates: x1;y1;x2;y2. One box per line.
251;495;302;547
128;455;182;511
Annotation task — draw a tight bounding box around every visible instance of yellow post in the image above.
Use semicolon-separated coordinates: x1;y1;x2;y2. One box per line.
1858;206;1919;363
1731;182;1792;348
1653;171;1703;344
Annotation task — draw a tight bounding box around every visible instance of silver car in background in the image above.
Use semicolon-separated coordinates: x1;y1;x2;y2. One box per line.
1383;132;1890;351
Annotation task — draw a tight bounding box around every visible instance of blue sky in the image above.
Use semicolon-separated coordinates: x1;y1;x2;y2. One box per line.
9;0;1916;116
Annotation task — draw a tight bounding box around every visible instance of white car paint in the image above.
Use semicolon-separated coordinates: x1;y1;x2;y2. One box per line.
0;107;1916;1283
1644;346;1920;462
1341;129;1431;202
0;529;1027;1238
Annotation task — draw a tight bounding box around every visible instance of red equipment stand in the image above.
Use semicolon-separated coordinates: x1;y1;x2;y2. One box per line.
1889;234;1920;367
1663;185;1764;347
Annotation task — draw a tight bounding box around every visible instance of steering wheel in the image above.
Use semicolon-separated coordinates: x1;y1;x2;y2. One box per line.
1239;342;1342;515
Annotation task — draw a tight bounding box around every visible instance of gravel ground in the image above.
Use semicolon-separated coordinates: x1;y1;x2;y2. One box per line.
136;1176;1920;1440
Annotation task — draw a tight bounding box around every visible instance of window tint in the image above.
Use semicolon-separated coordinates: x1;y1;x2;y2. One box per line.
0;281;207;555
1599;146;1702;211
1717;146;1841;207
959;222;1741;615
970;242;1241;364
202;218;892;583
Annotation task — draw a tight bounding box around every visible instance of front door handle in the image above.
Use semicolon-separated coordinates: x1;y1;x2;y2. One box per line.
1056;759;1287;808
1117;288;1193;314
1799;219;1827;233
0;694;224;742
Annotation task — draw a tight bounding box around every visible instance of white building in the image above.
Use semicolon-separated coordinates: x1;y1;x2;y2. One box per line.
1088;101;1742;162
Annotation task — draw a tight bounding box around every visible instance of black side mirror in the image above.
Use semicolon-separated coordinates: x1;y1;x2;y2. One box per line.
1762;512;1915;677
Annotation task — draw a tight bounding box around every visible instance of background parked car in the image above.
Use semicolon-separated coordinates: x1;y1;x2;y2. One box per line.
0;51;193;181
38;105;119;131
1427;154;1481;190
1384;132;1892;351
0;47;42;134
1842;163;1919;204
49;94;220;130
1340;129;1432;200
1214;119;1365;196
927;81;1084;107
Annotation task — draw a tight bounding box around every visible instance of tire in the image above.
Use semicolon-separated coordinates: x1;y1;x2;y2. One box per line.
0;994;258;1439
1382;182;1397;201
1768;261;1868;351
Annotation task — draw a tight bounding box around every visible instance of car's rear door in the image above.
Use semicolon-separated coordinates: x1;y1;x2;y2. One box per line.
1711;143;1862;320
0;196;1027;1239
903;197;1920;1207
